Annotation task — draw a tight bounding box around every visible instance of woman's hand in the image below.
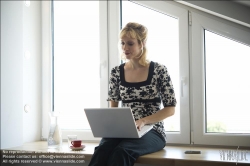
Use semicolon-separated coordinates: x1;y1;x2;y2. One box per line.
135;107;175;131
135;119;146;131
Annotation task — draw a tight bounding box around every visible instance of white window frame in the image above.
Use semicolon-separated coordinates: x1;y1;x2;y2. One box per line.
42;1;109;142
42;0;250;146
191;11;250;146
42;0;53;141
117;0;190;144
59;0;109;141
42;0;190;143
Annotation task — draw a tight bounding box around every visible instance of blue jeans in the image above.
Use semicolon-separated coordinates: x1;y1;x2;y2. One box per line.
88;129;165;166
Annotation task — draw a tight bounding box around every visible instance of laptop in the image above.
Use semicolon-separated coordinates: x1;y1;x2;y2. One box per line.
84;107;153;138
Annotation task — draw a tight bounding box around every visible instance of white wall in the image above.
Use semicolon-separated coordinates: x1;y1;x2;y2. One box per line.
1;1;42;149
1;1;24;149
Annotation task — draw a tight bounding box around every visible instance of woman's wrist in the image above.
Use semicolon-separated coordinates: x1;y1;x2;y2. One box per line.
141;118;148;125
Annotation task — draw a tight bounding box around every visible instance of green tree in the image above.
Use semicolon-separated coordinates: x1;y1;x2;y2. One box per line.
207;121;227;133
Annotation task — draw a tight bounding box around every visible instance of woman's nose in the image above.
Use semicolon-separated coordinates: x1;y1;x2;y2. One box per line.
123;44;128;50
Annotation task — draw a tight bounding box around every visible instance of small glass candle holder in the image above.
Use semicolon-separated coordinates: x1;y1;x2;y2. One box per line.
67;135;77;148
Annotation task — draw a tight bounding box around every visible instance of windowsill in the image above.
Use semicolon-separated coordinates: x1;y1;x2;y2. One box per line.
2;141;250;165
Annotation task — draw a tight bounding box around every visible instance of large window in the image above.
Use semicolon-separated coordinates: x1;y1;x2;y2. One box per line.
205;30;250;134
49;0;190;143
53;1;100;130
118;0;190;144
122;1;180;132
192;12;250;146
49;1;108;140
43;0;250;146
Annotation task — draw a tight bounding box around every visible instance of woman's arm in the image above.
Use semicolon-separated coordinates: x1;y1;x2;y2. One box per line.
110;101;119;107
135;106;175;130
135;63;177;130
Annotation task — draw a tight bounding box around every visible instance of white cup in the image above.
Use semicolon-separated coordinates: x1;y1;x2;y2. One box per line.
67;135;77;147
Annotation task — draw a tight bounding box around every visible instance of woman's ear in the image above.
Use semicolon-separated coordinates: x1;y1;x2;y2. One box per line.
141;42;145;50
142;40;146;47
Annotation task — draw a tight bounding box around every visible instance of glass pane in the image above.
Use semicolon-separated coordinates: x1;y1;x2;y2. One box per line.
122;1;180;132
54;1;100;129
205;30;250;133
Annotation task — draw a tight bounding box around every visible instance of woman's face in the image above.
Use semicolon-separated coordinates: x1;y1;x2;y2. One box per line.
120;35;142;60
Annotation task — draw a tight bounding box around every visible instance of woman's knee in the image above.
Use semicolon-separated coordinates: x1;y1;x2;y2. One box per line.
114;146;137;156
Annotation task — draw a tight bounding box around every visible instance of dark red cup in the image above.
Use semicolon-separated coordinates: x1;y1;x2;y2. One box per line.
71;140;82;147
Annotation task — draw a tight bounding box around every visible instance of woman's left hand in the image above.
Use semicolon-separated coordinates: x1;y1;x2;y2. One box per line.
135;119;146;131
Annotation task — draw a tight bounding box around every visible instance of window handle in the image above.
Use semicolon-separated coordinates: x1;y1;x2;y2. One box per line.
99;61;107;78
181;77;186;97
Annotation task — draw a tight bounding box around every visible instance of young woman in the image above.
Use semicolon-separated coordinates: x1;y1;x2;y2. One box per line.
88;22;176;166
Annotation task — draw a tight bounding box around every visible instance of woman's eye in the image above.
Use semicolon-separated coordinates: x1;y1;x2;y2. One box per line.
120;42;133;46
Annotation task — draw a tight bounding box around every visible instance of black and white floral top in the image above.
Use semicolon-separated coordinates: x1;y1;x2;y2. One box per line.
107;61;177;142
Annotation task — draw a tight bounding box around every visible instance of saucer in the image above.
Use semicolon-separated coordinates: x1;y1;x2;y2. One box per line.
70;145;85;150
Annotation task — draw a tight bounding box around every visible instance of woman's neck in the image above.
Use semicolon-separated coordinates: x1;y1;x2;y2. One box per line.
126;60;149;69
128;60;141;69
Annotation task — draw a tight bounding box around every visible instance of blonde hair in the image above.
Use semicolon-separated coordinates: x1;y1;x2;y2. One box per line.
119;22;149;67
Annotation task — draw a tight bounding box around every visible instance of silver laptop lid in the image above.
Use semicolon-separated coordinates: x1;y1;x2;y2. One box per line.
84;107;152;138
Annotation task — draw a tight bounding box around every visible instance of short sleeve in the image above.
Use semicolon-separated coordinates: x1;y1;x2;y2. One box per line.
156;63;177;107
107;66;121;102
